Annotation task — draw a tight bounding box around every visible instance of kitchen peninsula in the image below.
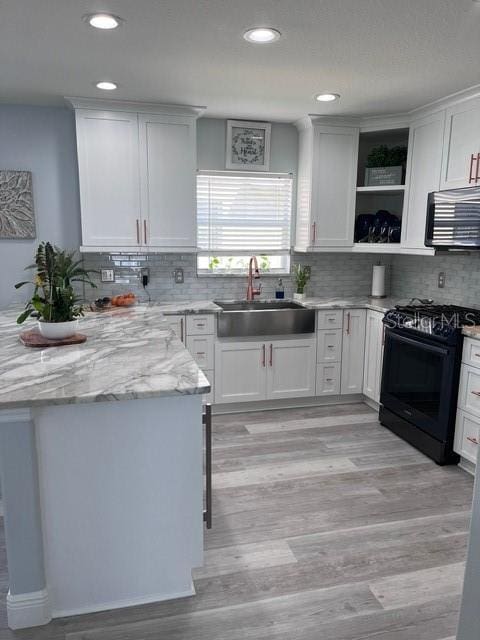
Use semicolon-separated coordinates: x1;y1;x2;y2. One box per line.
0;305;210;629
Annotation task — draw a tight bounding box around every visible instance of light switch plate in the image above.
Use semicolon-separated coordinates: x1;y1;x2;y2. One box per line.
101;269;115;283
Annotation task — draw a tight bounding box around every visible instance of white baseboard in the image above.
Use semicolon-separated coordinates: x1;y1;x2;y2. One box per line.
7;588;51;629
212;394;365;415
51;583;195;619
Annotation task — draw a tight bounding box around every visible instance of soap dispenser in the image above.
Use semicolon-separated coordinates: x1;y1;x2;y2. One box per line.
275;278;285;299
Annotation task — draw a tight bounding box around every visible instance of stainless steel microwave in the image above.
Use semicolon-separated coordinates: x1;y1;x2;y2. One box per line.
425;186;480;249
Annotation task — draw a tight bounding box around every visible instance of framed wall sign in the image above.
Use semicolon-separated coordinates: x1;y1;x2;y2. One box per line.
226;120;271;171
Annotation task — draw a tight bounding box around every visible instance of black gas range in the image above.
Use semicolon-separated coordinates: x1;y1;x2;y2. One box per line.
379;303;480;465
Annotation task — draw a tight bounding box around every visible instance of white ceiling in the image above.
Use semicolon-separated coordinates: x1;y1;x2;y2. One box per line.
1;0;480;121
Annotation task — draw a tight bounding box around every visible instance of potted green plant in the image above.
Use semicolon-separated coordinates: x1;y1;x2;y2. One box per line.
292;264;310;301
15;242;97;339
365;144;407;186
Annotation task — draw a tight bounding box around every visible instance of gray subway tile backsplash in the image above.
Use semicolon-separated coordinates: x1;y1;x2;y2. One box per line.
82;252;392;303
82;250;480;308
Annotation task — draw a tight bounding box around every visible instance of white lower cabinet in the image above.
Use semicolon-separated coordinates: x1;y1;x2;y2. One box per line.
214;341;267;404
316;363;341;396
267;338;317;400
454;409;480;465
341;309;366;395
454;339;480;467
317;328;342;363
362;310;384;402
186;334;214;371
214;336;316;404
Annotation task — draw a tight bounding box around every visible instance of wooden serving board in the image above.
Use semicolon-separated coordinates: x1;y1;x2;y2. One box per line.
19;329;87;348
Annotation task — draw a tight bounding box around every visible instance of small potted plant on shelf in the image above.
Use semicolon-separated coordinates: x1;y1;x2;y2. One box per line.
15;242;97;339
293;264;310;301
365;144;408;186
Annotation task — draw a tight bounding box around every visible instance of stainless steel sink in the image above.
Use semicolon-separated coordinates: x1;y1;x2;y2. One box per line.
214;299;315;337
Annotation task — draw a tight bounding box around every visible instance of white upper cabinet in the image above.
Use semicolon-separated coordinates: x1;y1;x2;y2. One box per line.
295;119;359;250
441;96;480;189
71;99;202;252
138;114;197;249
75;109;141;248
402;111;445;250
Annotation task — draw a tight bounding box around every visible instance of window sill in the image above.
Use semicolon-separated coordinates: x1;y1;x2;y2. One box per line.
196;272;291;278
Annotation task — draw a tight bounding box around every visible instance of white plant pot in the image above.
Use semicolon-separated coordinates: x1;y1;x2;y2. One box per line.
37;319;79;340
293;292;306;301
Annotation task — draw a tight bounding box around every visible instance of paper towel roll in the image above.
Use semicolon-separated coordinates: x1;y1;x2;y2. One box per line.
371;265;386;298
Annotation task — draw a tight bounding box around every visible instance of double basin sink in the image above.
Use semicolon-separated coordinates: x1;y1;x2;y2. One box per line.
214;300;316;337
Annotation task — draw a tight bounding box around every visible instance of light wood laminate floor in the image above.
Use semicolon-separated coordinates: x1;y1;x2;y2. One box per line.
0;403;474;639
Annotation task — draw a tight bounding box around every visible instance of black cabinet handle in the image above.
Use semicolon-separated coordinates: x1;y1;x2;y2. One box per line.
203;403;212;529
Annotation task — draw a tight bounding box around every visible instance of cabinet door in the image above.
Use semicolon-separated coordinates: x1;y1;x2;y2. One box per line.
214;342;267;404
266;337;316;399
441;97;480;189
139;114;197;249
363;310;384;402
341;309;366;394
311;125;359;247
75;110;141;247
403;112;445;249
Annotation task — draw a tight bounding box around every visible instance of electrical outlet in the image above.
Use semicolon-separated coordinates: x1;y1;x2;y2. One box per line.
438;271;446;288
101;269;115;283
173;268;184;284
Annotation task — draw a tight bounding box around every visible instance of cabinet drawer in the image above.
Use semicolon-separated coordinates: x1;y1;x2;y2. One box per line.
186;314;215;336
202;369;214;404
316;363;341;396
454;409;480;464
317;329;342;363
458;364;480;418
462;337;480;369
186;334;214;370
317;310;343;330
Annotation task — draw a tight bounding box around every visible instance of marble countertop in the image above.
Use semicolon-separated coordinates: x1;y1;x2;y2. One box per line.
145;296;406;315
462;326;480;339
0;305;210;411
299;296;405;313
153;300;221;315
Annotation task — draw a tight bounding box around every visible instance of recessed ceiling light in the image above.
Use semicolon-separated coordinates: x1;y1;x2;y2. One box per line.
84;13;123;29
243;27;281;44
95;81;118;91
315;92;340;102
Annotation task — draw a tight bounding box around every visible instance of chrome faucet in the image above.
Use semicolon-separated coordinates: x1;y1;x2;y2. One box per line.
246;256;262;301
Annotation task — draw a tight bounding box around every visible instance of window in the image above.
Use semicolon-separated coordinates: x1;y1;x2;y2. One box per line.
197;171;292;275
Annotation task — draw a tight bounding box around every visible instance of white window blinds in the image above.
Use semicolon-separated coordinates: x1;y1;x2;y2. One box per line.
197;171;293;254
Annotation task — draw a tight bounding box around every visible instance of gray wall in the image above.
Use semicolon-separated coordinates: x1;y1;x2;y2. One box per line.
391;253;480;308
197;118;298;174
0;105;81;309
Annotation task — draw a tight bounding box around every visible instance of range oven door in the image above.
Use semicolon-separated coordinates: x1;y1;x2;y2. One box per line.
380;329;459;442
